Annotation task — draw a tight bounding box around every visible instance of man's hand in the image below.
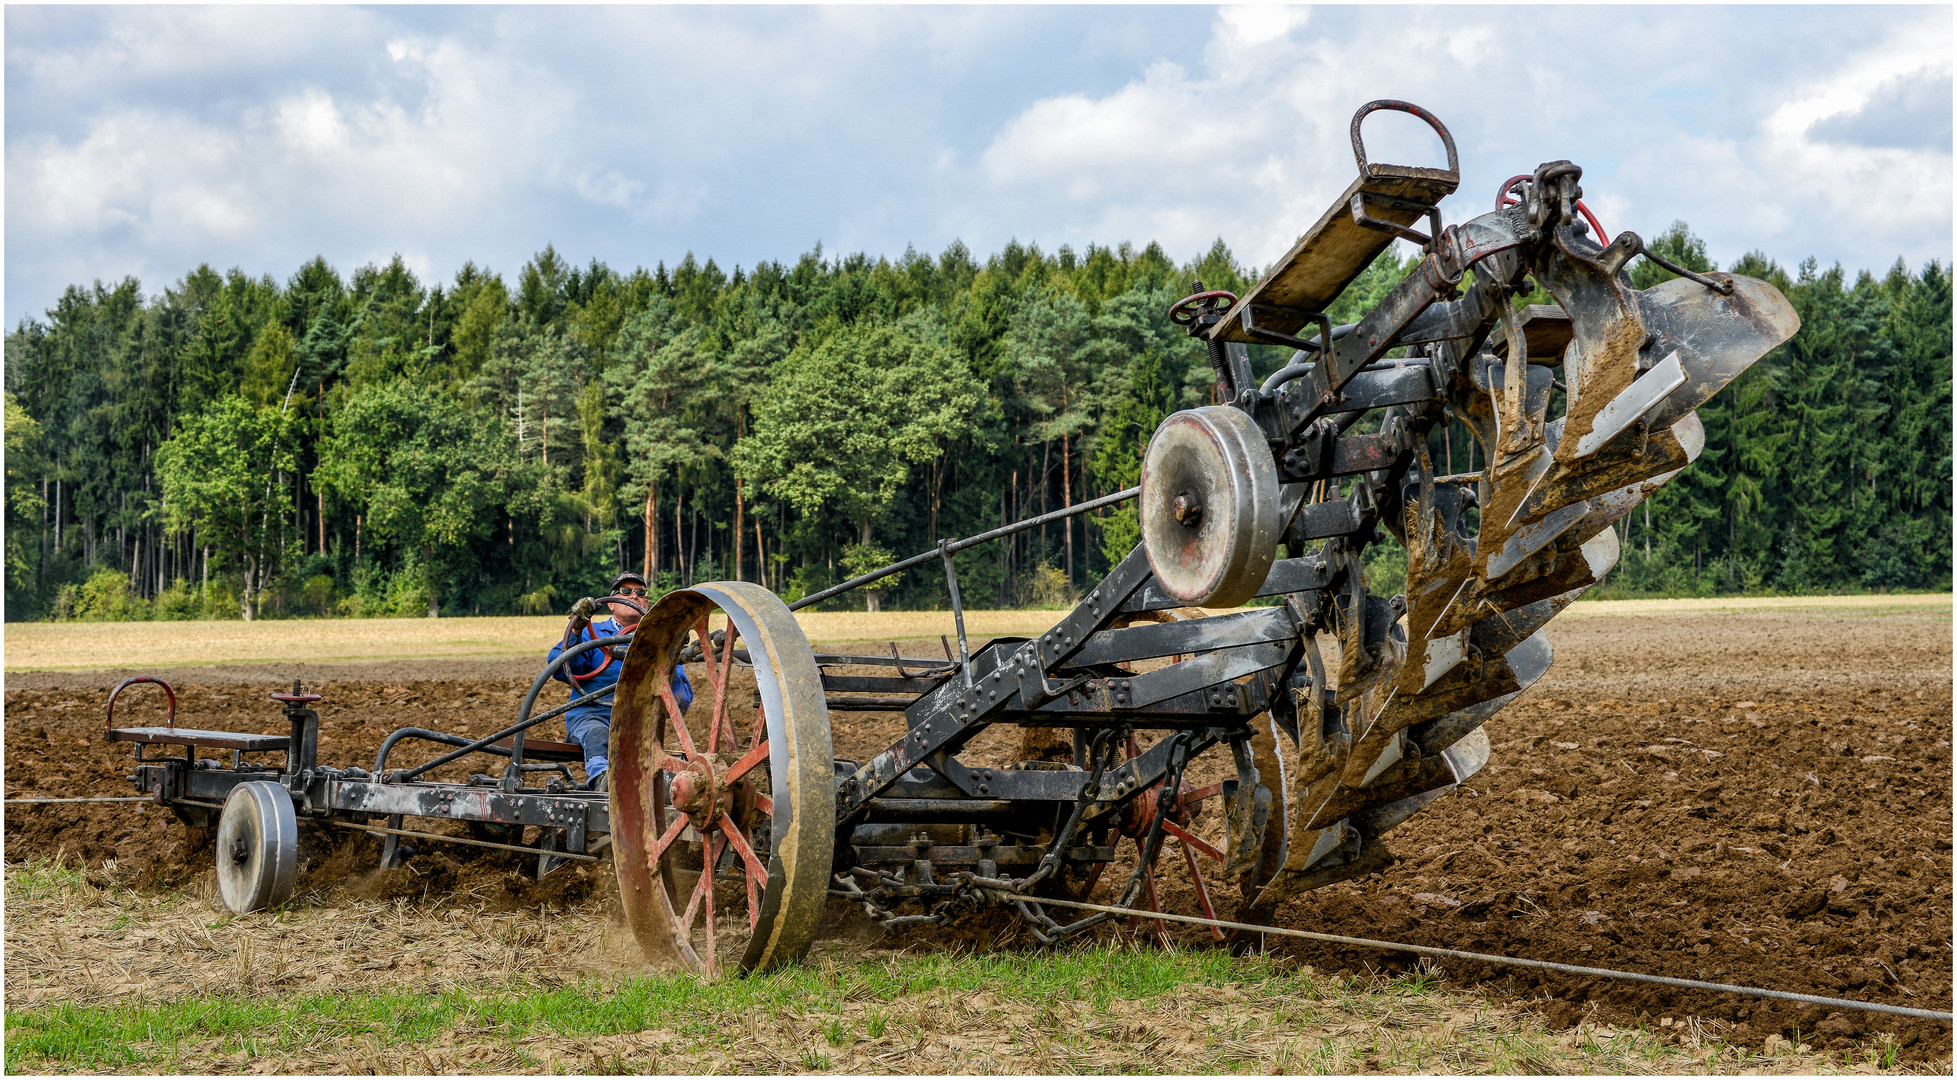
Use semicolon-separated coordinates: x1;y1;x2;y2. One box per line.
570;596;603;621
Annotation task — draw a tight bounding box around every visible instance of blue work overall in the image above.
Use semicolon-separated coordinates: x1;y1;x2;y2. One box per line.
546;617;693;783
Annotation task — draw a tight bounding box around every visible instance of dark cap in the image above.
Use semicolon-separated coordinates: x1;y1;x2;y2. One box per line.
609;570;648;593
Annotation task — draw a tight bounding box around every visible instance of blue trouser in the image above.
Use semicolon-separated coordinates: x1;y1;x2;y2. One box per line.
559;673;694;783
566;711;612;781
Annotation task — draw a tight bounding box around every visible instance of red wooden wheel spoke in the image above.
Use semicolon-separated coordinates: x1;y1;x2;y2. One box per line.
719;814;768;930
659;679;697;757
702;837;719;974
708;624;739;752
723;739;770;784
693;618;721;692
749;698;767;748
1138;861;1170;947
719;814;769;888
1179;839;1226;942
751;791;775;817
680;833;721;933
704;618;735;747
648;813;690;863
1182;782;1224;805
1160;818;1225;863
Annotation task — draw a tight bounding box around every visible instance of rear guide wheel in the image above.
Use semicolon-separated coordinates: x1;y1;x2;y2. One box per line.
216;780;298;914
611;582;835;976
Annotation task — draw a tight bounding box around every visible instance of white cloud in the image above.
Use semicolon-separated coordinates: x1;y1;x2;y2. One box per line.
3;6;1947;328
974;6;1952;277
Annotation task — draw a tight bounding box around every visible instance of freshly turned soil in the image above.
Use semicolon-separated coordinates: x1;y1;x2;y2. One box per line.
5;607;1948;1059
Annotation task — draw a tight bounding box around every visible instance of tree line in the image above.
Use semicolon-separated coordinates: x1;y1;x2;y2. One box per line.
3;224;1948;621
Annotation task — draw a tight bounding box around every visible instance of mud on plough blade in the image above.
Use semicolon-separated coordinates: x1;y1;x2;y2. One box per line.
103;99;1796;976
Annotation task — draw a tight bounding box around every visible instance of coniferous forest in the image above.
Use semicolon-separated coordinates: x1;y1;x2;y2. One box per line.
4;224;1949;621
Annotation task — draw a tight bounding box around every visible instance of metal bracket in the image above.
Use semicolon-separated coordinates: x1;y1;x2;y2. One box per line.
1350;191;1445;249
1239;305;1334;354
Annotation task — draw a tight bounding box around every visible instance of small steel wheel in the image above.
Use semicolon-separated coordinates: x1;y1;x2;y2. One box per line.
1140;406;1281;607
610;581;835;975
215;780;298;914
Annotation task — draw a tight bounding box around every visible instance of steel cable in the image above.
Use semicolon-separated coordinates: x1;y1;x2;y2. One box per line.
5;796;154;804
1019;894;1952;1022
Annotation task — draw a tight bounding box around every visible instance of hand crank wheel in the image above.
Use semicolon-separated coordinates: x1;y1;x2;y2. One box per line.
215;780;298;914
610;581;835;975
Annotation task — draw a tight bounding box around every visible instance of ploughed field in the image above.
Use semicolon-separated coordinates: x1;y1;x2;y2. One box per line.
4;603;1949;1062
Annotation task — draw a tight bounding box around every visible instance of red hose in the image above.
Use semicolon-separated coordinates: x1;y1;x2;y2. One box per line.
1576;201;1609;245
1497;174;1610;243
561;593;646;684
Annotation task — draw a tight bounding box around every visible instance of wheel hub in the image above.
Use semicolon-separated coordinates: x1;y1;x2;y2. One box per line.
667;751;758;824
667;755;720;820
1117;778;1202;840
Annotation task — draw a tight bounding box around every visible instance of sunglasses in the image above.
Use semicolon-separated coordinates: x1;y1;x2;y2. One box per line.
615;587;648;598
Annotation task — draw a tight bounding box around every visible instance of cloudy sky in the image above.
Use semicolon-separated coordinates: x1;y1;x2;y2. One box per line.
6;4;1951;327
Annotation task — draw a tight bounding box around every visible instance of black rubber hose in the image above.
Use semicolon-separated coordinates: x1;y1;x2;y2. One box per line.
373;728;520;776
388;635;630;782
517;633;633;730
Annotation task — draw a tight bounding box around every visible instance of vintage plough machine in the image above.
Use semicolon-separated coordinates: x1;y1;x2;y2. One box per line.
106;100;1795;975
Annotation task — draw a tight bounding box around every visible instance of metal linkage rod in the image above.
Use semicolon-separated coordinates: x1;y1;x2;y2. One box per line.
1021;895;1953;1023
790;486;1140;611
328;820;599;862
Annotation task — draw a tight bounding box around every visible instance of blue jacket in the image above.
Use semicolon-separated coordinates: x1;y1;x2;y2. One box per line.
548;617;693;729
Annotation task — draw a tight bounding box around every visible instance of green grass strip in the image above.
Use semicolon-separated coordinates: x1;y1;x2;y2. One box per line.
4;946;1369;1072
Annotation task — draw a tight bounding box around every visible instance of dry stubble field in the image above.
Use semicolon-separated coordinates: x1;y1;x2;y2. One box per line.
3;595;1950;1073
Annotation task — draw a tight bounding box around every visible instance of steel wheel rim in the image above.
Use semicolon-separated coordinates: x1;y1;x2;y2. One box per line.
216;780;297;914
611;581;834;975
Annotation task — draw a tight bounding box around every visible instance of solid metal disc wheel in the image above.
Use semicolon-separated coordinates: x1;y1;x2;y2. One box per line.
215;780;298;914
1140;406;1281;607
610;581;835;976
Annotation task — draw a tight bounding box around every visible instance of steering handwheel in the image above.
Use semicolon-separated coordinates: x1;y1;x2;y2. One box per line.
1167;289;1239;327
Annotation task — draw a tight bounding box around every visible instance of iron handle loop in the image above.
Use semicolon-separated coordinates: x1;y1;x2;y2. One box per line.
106;676;176;732
1350;99;1459;179
1351;192;1444;248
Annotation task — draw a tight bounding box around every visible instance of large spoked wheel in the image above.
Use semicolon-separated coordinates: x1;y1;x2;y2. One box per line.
216;780;298;914
1071;733;1230;947
610;581;835;976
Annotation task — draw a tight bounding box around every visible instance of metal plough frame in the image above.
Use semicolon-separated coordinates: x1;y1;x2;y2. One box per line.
615;97;1799;968
100;99;1798;975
